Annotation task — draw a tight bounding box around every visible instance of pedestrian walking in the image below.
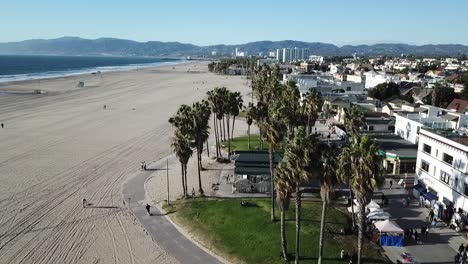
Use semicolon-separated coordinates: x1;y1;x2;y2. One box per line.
192;187;196;197
381;193;386;204
414;230;419;243
420;226;426;237
145;203;150;215
389;180;393;189
425;226;429;238
429;209;435;222
82;198;87;208
459;243;464;253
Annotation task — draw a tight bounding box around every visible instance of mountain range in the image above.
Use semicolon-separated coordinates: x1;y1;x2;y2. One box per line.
0;37;467;57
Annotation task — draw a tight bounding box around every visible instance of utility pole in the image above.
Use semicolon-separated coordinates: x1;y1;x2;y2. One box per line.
166;159;170;205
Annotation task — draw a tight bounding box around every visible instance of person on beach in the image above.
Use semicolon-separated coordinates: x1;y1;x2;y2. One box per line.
1;123;3;128
103;105;106;109
145;204;150;215
82;198;87;208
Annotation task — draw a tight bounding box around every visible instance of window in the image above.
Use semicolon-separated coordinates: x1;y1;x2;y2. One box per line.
368;126;374;131
346;86;351;91
421;160;429;172
440;170;450;184
435;149;438;158
464;183;468;196
443;153;454;165
423;144;432;154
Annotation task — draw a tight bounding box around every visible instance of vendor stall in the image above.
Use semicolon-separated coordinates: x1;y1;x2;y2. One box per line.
374;220;404;247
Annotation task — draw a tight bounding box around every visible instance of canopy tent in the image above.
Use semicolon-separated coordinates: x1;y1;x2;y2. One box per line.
369;207;383;213
367;200;380;209
367;211;390;221
374;220;404;247
374;220;404;233
421;191;437;201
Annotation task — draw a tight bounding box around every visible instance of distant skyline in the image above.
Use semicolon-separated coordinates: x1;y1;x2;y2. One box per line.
2;0;468;46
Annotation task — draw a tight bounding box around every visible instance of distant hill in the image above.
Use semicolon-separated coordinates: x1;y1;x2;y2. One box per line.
0;37;467;57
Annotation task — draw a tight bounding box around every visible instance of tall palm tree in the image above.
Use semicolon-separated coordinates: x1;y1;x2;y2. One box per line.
337;135;385;264
282;128;316;264
171;132;193;197
261;118;286;222
343;105;364;143
191;100;211;195
302;89;323;135
275;158;294;261
317;144;341;264
342;104;364;225
207;89;221;160
229;91;243;140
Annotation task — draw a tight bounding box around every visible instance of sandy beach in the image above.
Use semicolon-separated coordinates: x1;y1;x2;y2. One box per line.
0;62;251;264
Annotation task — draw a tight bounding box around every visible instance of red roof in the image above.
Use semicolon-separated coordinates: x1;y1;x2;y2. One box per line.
447;99;468;113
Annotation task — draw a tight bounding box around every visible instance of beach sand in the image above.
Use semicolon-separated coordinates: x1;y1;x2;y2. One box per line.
0;62;251;264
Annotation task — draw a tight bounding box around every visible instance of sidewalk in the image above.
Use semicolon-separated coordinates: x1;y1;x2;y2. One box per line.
377;177;463;263
122;160;223;264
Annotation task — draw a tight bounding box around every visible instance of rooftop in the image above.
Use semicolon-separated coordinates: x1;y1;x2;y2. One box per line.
421;128;468;147
365;133;418;159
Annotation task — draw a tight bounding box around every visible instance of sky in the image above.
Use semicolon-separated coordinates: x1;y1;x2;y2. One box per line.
1;0;467;46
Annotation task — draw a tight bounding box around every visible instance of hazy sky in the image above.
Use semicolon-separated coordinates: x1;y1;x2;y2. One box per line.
2;0;467;46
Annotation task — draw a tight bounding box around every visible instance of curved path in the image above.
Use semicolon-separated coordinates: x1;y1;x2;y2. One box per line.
122;161;223;264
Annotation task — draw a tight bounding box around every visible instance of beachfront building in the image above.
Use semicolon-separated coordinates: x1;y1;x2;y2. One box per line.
394;105;468;144
415;128;468;217
231;151;281;193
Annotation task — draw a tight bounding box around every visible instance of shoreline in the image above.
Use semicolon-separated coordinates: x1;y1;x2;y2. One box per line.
0;59;194;89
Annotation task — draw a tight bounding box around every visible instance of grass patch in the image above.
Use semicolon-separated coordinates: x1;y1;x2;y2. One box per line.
224;134;269;152
168;198;387;264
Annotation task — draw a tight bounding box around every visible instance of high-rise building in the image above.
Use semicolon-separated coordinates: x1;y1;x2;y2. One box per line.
279;47;310;63
276;49;284;62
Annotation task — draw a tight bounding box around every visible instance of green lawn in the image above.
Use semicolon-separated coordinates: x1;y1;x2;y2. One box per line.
165;199;387;264
225;134;269;152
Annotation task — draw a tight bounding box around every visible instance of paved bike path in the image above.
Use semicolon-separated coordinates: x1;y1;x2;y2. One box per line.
122;165;223;264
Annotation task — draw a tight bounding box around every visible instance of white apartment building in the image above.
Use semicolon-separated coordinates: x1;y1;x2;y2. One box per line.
280;48;310;63
346;74;363;83
415;128;468;214
364;71;401;89
395;105;468;144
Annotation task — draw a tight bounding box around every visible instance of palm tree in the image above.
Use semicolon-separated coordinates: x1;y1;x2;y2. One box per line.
302;89;323;135
229;91;243;140
207;89;221;160
169;105;195;197
282;128;316;264
191;100;211;195
274;158;294;261
171;132;193;197
317;144;341;264
337;135;385;264
343;105;364;143
261;118;286;222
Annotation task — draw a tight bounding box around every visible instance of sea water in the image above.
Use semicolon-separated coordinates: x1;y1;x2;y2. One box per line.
0;55;184;83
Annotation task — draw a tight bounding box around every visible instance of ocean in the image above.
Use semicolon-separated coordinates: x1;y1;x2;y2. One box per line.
0;55;184;83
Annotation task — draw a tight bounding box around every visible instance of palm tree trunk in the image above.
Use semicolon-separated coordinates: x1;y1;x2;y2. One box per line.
218;118;223;156
357;201;365;264
197;150;204;195
213;117;219;159
280;205;288;261
231;115;236;139
318;199;327;264
184;164;188;195
247;125;251;149
181;163;186;197
350;182;356;228
260;128;263;151
269;147;276;222
206;140;209;157
295;186;301;264
222;116;227;141
227;115;231;157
